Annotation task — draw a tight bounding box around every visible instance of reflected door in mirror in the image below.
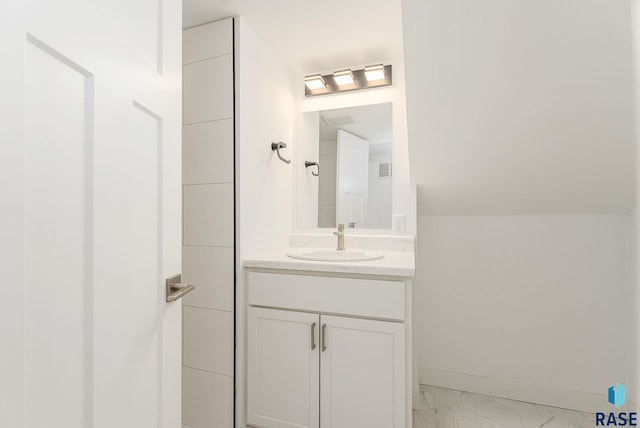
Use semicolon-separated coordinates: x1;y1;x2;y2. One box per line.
337;130;369;228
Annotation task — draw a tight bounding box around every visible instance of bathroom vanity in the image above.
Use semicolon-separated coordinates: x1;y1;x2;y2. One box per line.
243;234;415;428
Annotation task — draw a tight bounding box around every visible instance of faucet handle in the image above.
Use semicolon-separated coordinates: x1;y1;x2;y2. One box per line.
337;224;344;232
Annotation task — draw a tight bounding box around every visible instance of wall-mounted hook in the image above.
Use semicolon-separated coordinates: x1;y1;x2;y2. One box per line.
305;161;320;177
271;142;291;164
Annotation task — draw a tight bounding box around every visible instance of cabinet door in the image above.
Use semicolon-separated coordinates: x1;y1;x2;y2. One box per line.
320;316;405;428
248;307;320;428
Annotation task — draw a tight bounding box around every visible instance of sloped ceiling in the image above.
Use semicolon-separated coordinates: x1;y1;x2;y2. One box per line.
182;0;404;73
403;0;635;215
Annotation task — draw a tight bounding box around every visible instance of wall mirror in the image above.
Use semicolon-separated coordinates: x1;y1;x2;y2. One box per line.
297;102;392;230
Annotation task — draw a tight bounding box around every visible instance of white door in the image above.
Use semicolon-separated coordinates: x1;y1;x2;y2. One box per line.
0;0;182;426
320;315;405;428
336;130;369;229
248;307;320;428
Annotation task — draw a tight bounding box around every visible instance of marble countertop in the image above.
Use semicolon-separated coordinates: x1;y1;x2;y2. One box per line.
243;247;415;278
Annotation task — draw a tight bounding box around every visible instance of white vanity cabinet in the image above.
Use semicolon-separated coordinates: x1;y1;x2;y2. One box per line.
248;307;320;428
318;314;405;428
246;269;410;428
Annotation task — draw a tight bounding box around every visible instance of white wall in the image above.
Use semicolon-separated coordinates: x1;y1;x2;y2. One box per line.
234;16;296;428
632;205;639;408
403;0;634;216
402;0;638;411
367;147;393;229
235;15;295;262
296;111;319;228
297;61;417;235
632;0;640;409
416;215;634;411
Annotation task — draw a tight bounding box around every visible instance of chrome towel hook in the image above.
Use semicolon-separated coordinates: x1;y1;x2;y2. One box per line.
305;161;320;176
271;142;291;164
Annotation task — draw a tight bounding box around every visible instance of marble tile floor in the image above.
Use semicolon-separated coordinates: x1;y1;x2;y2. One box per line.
413;385;600;428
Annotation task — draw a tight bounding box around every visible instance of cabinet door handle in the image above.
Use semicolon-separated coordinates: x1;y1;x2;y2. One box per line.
311;322;317;350
321;324;327;352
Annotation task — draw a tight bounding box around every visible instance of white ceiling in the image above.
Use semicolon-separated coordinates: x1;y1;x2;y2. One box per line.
319;103;392;144
182;0;404;73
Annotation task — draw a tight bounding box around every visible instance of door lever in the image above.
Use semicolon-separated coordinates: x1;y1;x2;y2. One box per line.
166;274;195;302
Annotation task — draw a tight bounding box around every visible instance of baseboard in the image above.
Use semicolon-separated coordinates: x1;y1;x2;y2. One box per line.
419;367;605;413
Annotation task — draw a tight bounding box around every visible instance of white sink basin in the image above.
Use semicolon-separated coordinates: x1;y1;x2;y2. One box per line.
286;249;384;262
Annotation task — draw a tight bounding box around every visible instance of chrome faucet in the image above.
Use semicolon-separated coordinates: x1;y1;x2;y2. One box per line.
333;224;345;251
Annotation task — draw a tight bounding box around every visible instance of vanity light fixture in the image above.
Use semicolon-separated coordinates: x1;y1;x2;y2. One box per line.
304;64;392;97
304;74;326;90
364;64;385;81
333;69;355;86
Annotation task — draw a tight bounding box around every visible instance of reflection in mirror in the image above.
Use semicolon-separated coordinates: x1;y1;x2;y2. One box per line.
315;103;392;229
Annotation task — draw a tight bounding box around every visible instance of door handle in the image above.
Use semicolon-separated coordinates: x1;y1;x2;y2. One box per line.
165;274;195;302
311;322;317;350
321;324;327;352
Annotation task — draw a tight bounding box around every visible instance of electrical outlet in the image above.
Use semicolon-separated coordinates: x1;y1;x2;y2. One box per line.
392;214;405;234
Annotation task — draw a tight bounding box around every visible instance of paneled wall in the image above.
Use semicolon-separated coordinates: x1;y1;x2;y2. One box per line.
318;139;337;228
182;18;235;428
